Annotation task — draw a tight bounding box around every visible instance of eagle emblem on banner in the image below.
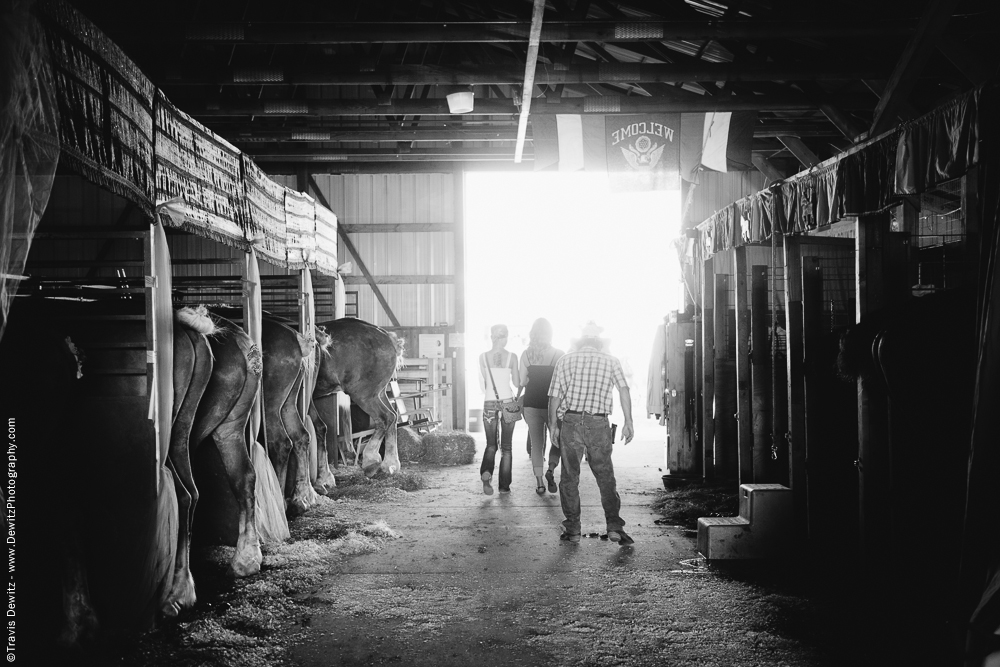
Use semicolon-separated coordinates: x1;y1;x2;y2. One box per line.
620;135;666;170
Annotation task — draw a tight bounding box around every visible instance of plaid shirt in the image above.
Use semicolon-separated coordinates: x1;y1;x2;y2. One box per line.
548;346;628;419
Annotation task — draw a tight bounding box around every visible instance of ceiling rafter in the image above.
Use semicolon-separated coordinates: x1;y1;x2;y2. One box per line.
66;0;994;168
870;0;962;136
174;92;866;117
513;0;547;162
115;18;996;46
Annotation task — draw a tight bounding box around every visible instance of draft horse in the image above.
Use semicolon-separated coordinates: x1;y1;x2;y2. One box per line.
311;317;405;479
162;307;264;616
260;318;319;514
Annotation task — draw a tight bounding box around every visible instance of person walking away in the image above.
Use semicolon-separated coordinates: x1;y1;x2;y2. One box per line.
478;324;521;494
548;321;634;544
520;318;564;495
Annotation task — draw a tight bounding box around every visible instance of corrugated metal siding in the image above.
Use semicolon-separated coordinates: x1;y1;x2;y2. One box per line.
685;171;766;229
310;173;457;328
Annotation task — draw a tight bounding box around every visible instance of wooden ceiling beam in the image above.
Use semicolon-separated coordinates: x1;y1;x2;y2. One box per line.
777;135;820;169
235;144;791;162
246;148;529;162
178;93;854;116
862;79;918;121
751;153;785;185
936;36;992;86
138;18;995;45
870;0;961;136
514;0;547;163
795;81;865;143
196;119;840;142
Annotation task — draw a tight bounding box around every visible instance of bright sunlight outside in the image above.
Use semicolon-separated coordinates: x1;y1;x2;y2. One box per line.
464;171;684;417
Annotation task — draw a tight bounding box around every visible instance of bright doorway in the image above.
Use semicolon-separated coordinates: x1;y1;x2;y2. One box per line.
463;171;683;421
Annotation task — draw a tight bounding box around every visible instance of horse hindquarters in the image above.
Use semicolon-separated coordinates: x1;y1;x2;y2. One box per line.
278;365;318;513
208;338;263;577
190;322;265;579
162;325;213;616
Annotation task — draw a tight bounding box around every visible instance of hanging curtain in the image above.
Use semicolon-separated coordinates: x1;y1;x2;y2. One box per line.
242;155;287;268
314;204;338;277
0;5;59;342
896;88;980;196
154;91;248;249
960;81;1000;656
813;163;844;227
842;131;901;216
36;0;153;214
284;188;316;271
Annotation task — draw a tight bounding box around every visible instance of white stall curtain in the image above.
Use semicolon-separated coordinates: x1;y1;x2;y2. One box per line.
0;5;60;343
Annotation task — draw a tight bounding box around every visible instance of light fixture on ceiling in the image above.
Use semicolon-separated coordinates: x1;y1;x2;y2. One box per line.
446;86;474;114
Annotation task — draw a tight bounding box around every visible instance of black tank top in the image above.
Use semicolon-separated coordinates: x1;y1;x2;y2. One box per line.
522;350;557;409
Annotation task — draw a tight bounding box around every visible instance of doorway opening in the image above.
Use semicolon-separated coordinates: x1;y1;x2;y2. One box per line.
464;171;683;422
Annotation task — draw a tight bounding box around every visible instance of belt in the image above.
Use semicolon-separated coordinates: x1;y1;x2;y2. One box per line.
565;410;608;417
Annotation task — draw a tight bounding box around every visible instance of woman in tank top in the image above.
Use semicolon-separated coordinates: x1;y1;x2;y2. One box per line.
478;323;521;495
519;318;565;495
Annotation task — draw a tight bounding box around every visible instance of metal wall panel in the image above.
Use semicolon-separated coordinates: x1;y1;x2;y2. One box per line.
308;173;457;328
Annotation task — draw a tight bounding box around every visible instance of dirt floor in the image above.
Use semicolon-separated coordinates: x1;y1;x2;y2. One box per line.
57;417;952;667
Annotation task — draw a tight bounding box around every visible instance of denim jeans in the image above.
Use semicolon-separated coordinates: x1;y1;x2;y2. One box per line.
480;400;514;489
523;406;559;477
558;412;623;536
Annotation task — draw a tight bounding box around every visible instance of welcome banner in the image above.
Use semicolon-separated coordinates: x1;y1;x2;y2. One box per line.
605;114;681;191
533;114;681;191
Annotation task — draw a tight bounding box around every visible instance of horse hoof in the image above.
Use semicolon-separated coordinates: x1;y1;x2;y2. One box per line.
362;463;380;478
230;551;262;578
312;482;328;495
161;574;197;617
160;601;183;618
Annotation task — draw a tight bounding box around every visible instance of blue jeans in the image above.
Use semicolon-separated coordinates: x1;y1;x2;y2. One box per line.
558;412;624;536
480;400;514;489
524;406;559;477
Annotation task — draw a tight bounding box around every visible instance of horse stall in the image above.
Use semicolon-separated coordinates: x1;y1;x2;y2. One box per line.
0;1;356;649
850;176;975;624
165;229;295;552
782;231;857;552
657;312;697;479
158;141;346;526
696;241;787;486
678;85;996;661
1;173;177;649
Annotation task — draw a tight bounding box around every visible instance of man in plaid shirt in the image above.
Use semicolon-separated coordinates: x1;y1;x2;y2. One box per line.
548;321;635;545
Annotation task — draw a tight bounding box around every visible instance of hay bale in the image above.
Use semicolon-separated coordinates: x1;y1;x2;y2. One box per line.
396;425;425;461
421;429;476;465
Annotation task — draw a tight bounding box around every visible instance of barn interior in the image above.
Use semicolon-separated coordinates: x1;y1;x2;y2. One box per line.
3;0;1000;664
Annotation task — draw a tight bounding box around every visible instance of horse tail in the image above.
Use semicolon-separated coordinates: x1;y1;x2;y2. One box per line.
176;305;217;336
314;325;332;352
227;325;262;378
387;331;405;371
297;332;316;378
